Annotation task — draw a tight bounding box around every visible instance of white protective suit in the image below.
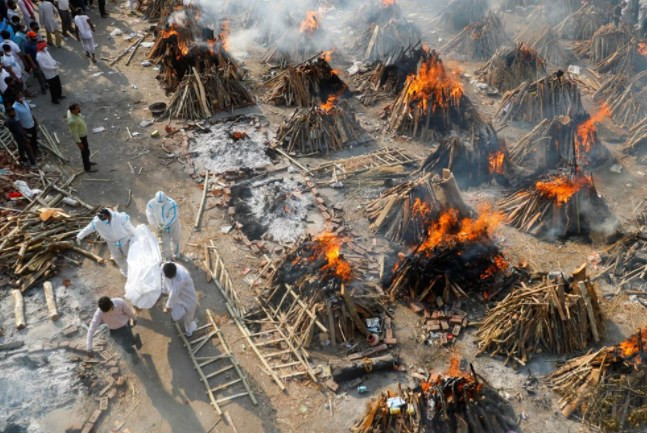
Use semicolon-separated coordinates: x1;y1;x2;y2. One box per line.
77;209;136;276
162;263;197;336
146;191;181;259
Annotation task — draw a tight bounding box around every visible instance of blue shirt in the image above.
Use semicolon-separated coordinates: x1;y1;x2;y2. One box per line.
24;40;36;63
13;100;34;129
13;32;27;51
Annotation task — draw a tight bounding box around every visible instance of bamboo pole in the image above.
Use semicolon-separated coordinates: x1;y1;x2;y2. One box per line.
43;281;59;321
12;289;25;329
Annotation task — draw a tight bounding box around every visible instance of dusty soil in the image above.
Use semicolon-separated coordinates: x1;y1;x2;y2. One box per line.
2;0;647;432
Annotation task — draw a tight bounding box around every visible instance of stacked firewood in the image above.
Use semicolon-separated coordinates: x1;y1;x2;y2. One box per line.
365;171;473;245
595;39;647;75
590;24;630;64
625;116;647;154
275;99;365;155
261;12;325;67
164;65;254;119
547;327;647;429
476;42;546;91
516;26;571;66
360;19;421;62
264;56;348;107
599;230;647;289
498;170;618;241
555;4;606;40
143;0;181;21
477;266;603;367
0;173;103;292
496;72;585;124
436;0;488;32
594;71;647;129
352;367;519;433
441;12;509;60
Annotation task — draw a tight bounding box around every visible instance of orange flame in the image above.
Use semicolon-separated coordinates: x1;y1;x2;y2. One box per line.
404;57;464;113
575;103;610;162
411;198;431;219
313;232;352;282
322;49;334;63
638;42;647;56
534;175;593;206
419;204;503;254
160;25;190;57
381;0;396;6
319;94;337;113
300;10;320;33
480;255;509;280
488;151;505;175
219;19;230;52
618;327;647;358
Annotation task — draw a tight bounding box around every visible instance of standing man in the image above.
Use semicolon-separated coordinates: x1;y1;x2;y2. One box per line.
1;43;22;83
162;262;197;336
12;92;39;156
146;191;181;260
67;102;96;172
38;0;61;48
86;296;137;355
58;0;74;37
97;0;107;18
36;41;62;103
5;105;35;165
73;9;95;62
24;30;46;94
77;208;136;277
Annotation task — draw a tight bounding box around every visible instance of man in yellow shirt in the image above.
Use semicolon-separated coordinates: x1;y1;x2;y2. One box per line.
67;102;97;172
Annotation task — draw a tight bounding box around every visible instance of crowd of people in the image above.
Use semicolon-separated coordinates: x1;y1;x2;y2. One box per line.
0;0;100;170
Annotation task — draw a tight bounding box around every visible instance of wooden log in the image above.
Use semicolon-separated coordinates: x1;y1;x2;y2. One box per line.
194;170;210;232
331;354;399;383
12;289;25;329
43;281;59;321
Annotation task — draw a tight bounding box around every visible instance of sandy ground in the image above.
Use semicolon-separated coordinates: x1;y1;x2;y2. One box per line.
2;0;647;432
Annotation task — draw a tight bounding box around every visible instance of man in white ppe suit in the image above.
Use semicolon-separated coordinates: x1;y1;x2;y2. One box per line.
77;208;136;277
146;191;181;259
162;261;197;336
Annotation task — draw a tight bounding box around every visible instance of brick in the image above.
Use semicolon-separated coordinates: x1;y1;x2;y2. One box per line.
80;422;94;433
227;207;236;216
311;187;319;196
449;315;463;325
426;321;440;332
324;379;339;393
98;379;113;396
107;388;117;399
317;204;327;213
88;408;103;424
315;197;325;205
109;367;120;377
462;318;469;327
99;351;112;361
115;376;126;387
105;360;118;368
62;324;79;337
440;320;449;331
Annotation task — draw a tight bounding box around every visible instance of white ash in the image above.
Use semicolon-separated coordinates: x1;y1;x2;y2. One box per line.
248;178;312;242
189;120;273;174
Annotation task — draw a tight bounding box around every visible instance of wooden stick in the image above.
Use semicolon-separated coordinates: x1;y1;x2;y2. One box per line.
43;281;59;321
194;170;210;232
12;289;25;329
125;34;146;66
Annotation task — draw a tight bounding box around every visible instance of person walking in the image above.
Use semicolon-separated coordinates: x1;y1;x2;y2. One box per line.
86;296;138;356
36;41;62;103
12;92;39;156
5;105;35;165
97;0;107;18
57;0;74;37
38;0;61;48
73;9;95;62
66;102;95;171
24;30;46;94
17;0;35;25
161;262;197;336
146;191;181;260
77;208;136;276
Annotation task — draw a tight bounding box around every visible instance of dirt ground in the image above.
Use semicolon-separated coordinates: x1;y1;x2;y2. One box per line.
2;0;647;432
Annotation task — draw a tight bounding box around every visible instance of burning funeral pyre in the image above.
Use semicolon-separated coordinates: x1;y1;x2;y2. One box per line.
351;362;519;433
354;0;421;62
436;0;488;32
365;171;473;246
256;232;384;348
143;0;181;22
496;72;585;124
555;4;606;40
476;43;546;91
275;96;367;155
594;38;647;75
477;265;603;367
441;13;510;61
516;26;572;66
547;327;647;430
509;107;612;175
262;10;328;67
264;55;348;107
594;71;647;130
386;201;512;307
498;170;618;241
599;228;647;291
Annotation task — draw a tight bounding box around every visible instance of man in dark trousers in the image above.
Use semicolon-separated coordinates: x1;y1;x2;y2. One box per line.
67;102;96;172
5;105;35;165
12;91;39;156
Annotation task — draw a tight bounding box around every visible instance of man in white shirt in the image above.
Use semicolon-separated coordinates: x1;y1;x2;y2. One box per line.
86;296;138;356
58;0;74;37
162;262;198;336
73;10;95;63
1;43;22;81
35;41;63;103
38;0;61;48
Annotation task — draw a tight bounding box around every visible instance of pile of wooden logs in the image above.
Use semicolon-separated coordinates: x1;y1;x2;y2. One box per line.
599;230;647;290
261;23;324;67
441;12;510;60
365;171;473;246
352;368;519;433
476;43;546;91
498;170;618;241
477;265;603;367
0;172;104;292
516;26;572;66
555;4;606;40
625;116;647;154
143;0;180;21
164;65;254;119
496;72;585;124
547;327;647;429
359;18;421;62
436;0;488;32
594;71;647;129
418;126;505;189
275;99;365;155
264;56;348;107
590;24;630;64
595;39;647;75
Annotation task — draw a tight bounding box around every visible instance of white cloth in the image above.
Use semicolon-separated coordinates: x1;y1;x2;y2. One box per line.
38;1;59;33
58;0;70;11
86;298;135;350
74;14;92;39
77;210;136;244
7;9;19;22
124;225;162;308
17;0;32;23
4;40;24;74
36;49;58;79
0;68;10;93
80;36;95;54
146;192;181;257
2;53;22;79
162;263;197;333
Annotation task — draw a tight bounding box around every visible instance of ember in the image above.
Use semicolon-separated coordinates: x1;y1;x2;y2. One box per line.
575;103;610;162
639;42;647;56
381;0;396;6
313;232;352;282
488;150;505;175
